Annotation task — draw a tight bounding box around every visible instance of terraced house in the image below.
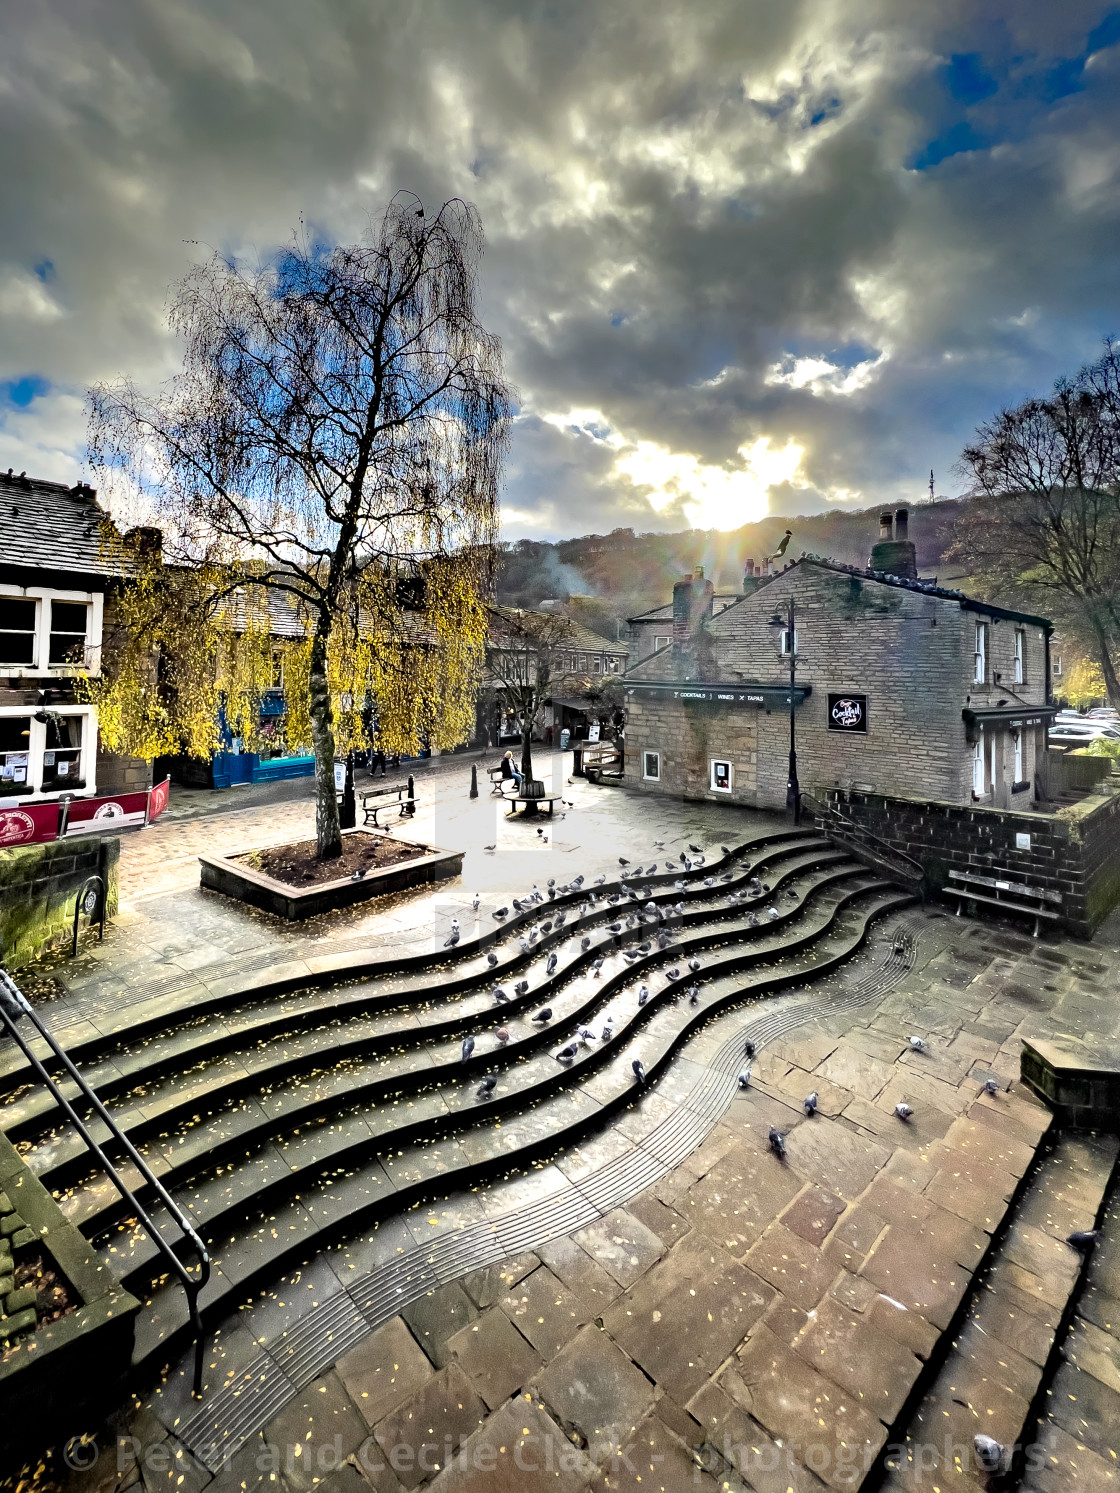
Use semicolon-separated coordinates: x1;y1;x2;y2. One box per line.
623;509;1056;815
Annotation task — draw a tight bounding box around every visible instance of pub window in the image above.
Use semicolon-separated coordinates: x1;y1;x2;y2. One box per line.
973;623;987;684
48;600;90;666
642;750;660;781
972;739;985;796
1014;630;1024;684
654;635;670;652
0;596;37;666
780;629;799;655
40;714;86;791
710;758;733;793
1013;728;1023;782
0;714;32;796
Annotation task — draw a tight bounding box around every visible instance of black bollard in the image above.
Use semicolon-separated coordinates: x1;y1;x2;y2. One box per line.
406;774;416;815
470;764;479;799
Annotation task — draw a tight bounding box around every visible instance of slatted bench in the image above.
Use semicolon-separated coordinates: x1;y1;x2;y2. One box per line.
582;744;622;783
488;767;513;797
504;792;560;817
946;868;1062;938
359;783;418;828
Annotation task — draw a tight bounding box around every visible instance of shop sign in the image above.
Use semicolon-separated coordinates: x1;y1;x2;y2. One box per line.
828;693;869;734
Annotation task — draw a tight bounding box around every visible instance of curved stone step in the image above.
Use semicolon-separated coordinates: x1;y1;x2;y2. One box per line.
105;885;907;1296
31;859;870;1210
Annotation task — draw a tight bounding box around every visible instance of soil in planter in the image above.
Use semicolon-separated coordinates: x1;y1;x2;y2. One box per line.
236;833;431;889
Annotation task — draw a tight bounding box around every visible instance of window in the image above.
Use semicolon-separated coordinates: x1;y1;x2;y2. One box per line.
578;654;587;671
972;739;985;796
780;629;799;655
0;597;37;666
0;715;32;796
607;656;620;673
40;714;85;791
1014;631;1024;685
592;655;601;673
642;750;660;781
1053;654;1063;677
974;623;988;684
710;758;732;793
270;652;285;689
48;600;89;666
1013;729;1023;782
654;635;670;652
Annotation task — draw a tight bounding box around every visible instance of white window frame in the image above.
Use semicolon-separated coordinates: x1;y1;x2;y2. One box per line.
654;635;670;652
974;622;987;684
710;758;733;794
642;750;661;781
0;704;98;802
1053;654;1063;677
972;739;985;795
0;583;103;678
1014;630;1024;685
1013;728;1023;782
780;628;799;656
592;655;602;673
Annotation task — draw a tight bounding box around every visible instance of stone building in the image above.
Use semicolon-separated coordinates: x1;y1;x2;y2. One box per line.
0;469;152;804
622;509;1056;814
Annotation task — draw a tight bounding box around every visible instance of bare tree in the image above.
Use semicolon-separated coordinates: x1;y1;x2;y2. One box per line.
486;609;581;786
89;196;513;857
955;340;1120;707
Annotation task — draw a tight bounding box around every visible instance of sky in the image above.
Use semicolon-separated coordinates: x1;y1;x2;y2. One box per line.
1;0;1119;541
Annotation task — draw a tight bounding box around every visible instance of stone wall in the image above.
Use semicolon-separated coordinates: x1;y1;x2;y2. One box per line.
95;742;152;795
0;835;119;968
624;563;1050;814
820;785;1120;938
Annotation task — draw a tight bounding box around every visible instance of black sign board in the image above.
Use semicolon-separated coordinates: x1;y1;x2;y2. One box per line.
828;693;869;734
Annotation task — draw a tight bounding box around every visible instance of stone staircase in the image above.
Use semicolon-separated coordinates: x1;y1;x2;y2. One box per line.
0;828;913;1381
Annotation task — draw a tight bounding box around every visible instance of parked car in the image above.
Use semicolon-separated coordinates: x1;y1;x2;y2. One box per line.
1087;707;1119;721
1049;722;1120;746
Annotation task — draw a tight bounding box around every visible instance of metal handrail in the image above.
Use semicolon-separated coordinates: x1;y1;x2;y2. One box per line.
0;965;210;1396
71;874;106;957
801;791;927;892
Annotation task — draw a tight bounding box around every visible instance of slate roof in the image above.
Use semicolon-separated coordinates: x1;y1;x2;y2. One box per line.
0;470;126;578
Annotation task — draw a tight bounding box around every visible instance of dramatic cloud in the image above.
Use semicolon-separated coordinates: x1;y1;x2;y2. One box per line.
2;0;1119;536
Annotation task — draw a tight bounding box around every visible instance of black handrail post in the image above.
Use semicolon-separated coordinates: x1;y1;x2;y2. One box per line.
71;874;106;958
0;965;210;1397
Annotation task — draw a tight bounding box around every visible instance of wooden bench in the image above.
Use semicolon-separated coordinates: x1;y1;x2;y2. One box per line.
582;744;622;783
504;792;561;817
488;767;514;797
946;868;1062;938
359;783;418;828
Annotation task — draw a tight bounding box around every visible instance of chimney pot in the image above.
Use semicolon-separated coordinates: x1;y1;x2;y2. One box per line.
879;512;893;539
894;507;909;541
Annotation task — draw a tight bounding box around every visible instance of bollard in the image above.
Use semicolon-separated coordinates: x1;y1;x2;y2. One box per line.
406;774;416;814
470;764;479;799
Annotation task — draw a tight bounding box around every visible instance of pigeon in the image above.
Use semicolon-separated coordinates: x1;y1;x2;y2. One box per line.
786;887;798;900
657;932;671;950
894;1102;914;1121
607;921;622;933
512;898;524;912
591;957;604;976
737;1067;751;1089
532;1007;553;1023
688;986;700;1005
619;857;630;866
581;936;591;951
983;1078;1000;1096
646;863;657;874
666;967;681;981
495;1027;510;1043
483;844;496;852
528;928;539;944
443;928;460;948
1067;1230;1101;1251
537;826;545;836
519;938;531;955
768;1128;787;1159
665;861;677;871
804;1092;818;1116
687;957;701;973
767;907;779;920
556;1043;578;1063
472;894;480;912
688;843;702;853
476;1075;497;1098
748;914;759;929
541;835;549;844
594;874;606;885
350;868;367;881
515;979;529;995
492;986;509;1003
704;877;715;888
486;951;499;968
632;1059;646;1085
653;839;665;848
638;985;649;1006
461;1036;475;1062
601;1019;614;1041
908;1036;926;1051
721;845;732;855
492;907;508;919
576;1024;596;1044
541;920;553;934
744;1040;755;1058
546;953;558;974
973;1436;1004;1473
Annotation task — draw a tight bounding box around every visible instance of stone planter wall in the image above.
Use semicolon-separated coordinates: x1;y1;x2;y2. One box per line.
0;835;119;970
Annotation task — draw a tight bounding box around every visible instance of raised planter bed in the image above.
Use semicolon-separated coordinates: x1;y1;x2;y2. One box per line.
199;829;463;920
0;1128;139;1464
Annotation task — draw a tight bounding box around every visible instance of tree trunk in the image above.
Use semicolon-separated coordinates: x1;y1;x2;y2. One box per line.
520;722;534;785
1092;624;1120;712
309;624;343;859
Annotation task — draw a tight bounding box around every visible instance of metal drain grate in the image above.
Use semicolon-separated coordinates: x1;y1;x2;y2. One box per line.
177;915;929;1469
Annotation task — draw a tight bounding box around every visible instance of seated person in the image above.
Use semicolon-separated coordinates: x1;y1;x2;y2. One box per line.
499;750;524;790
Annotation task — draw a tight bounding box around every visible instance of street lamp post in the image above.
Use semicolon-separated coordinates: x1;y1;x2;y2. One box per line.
786;596;801;825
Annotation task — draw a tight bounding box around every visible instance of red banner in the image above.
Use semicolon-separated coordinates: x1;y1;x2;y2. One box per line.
147;776;170;822
64;790;150;836
0;802;62;848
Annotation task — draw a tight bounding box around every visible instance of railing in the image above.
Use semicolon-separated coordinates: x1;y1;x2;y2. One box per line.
800;791;927;895
0;963;211;1395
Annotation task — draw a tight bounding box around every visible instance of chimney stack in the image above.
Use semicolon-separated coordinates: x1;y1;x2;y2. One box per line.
672;568;715;672
869;507;917;580
742;558;759;596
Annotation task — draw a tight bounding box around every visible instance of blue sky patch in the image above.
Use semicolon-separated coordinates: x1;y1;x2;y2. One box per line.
1;375;51;407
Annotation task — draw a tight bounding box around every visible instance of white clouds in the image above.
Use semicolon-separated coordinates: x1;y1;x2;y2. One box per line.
0;0;1117;540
